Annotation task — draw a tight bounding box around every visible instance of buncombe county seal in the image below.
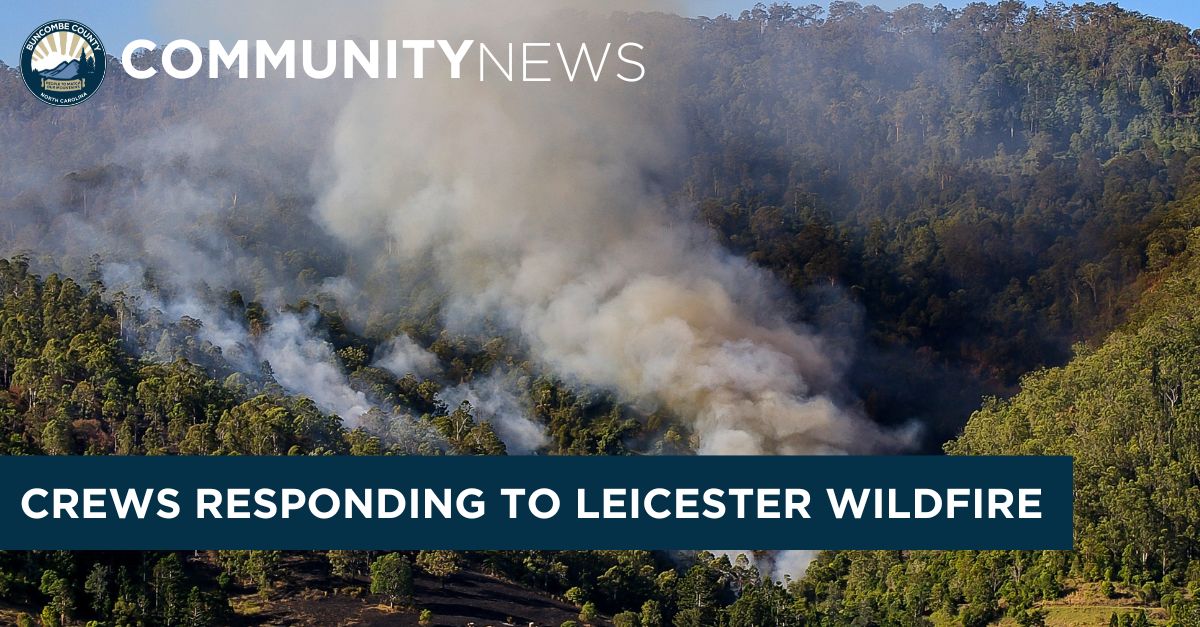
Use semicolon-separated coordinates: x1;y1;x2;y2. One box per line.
21;20;106;107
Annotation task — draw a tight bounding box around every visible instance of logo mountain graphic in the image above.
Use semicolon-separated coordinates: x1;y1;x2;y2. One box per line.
39;59;83;80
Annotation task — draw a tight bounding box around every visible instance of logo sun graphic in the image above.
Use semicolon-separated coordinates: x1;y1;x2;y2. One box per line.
31;31;96;73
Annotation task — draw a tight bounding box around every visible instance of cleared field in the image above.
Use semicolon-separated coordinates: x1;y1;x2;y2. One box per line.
928;580;1170;627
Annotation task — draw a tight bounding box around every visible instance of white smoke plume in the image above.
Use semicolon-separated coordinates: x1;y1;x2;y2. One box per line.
101;264;374;424
712;549;817;583
300;1;913;454
258;312;373;422
373;334;439;379
440;372;549;455
770;550;818;583
6;0;919;457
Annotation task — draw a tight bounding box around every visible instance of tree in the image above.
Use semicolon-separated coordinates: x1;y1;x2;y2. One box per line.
84;563;113;617
328;550;368;579
153;553;187;625
1016;607;1048;627
416;550;462;587
727;586;774;627
565;586;586;604
216;550;281;598
579;601;599;624
370;553;414;608
672;607;703;627
1171;601;1200;625
39;571;73;627
640;599;663;627
40;409;72;455
674;559;721;626
40;606;60;627
183;586;230;627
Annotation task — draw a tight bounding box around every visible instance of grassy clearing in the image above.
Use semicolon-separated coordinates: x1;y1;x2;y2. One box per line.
927;580;1170;626
1037;605;1163;626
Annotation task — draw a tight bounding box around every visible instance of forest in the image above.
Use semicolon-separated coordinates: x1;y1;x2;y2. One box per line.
3;0;1200;624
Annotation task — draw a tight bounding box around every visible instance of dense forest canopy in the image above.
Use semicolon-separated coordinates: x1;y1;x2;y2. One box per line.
1;0;1200;625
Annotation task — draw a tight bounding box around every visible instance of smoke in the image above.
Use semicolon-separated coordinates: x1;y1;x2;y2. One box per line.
5;88;338;307
441;372;548;455
0;0;921;457
373;334;439;378
712;549;817;583
101;257;549;452
770;550;817;582
306;2;913;454
258;312;373;422
357;407;450;455
100;263;374;423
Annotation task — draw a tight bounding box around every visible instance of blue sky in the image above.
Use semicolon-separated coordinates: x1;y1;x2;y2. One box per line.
3;1;1198;66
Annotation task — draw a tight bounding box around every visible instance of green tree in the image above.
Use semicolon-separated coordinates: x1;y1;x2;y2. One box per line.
416;550;462;588
328;550;368;579
153;553;186;625
39;571;73;627
565;585;586;605
579;600;599;624
84;562;112;617
641;599;663;627
369;553;414;608
40;605;60;627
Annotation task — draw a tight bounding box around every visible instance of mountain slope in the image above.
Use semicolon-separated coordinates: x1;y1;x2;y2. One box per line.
791;225;1200;626
948;223;1200;594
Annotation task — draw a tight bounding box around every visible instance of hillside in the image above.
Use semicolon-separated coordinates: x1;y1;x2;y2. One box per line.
794;225;1200;625
2;1;1200;625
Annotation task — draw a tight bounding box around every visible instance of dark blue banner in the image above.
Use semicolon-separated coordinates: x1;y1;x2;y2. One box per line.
0;455;1072;550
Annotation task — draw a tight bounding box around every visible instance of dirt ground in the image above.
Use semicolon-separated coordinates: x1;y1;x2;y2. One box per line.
235;555;602;627
0;554;603;626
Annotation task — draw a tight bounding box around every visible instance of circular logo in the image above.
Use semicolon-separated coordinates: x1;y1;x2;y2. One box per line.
20;20;106;107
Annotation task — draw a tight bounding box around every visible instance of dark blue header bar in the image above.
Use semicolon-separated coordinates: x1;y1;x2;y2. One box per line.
0;455;1072;550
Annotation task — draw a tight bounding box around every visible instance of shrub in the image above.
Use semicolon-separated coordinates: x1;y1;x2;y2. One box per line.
579;601;598;623
564;586;585;604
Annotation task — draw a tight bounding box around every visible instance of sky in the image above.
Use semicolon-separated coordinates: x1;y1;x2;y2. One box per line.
3;0;1198;66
